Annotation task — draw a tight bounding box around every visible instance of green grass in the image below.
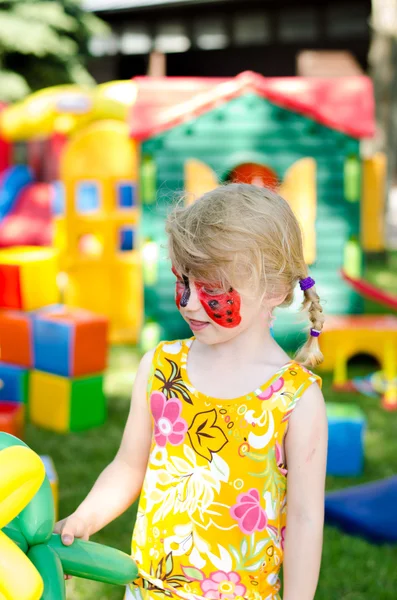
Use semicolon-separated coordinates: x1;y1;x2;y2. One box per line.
25;349;397;599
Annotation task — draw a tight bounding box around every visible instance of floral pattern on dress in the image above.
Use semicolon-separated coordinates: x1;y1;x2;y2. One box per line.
131;338;321;600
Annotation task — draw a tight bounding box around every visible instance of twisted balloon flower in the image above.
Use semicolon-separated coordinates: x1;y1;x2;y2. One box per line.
0;433;138;600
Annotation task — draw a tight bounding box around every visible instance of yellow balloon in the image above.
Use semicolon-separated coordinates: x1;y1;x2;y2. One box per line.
0;530;43;600
0;446;45;529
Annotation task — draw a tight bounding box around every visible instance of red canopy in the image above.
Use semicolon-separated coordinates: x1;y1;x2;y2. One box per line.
130;71;374;141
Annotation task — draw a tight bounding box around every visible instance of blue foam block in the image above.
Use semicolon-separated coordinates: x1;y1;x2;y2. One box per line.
325;477;397;544
32;312;72;377
326;403;366;477
0;362;29;403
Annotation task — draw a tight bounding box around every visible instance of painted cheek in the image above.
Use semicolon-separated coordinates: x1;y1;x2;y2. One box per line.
196;284;242;328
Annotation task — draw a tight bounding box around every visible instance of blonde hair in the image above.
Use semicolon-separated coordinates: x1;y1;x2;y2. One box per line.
166;183;324;367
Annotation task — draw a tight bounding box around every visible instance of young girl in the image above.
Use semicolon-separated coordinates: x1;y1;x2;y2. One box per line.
56;184;328;600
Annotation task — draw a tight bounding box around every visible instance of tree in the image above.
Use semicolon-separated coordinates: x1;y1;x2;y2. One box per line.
0;0;108;102
368;0;397;189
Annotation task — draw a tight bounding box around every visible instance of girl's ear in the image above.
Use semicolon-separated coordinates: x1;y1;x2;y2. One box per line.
264;290;288;309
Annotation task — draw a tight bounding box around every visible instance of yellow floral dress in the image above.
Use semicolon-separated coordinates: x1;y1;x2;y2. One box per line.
130;338;321;600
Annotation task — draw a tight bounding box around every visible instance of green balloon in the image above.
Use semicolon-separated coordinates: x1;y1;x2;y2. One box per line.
28;545;66;600
19;478;55;545
0;433;55;543
0;432;25;450
2;518;28;553
48;534;138;585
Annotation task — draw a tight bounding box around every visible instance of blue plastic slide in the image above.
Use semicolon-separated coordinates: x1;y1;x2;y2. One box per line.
0;165;33;220
325;476;397;544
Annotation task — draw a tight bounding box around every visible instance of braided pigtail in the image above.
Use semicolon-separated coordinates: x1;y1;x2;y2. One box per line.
294;277;325;368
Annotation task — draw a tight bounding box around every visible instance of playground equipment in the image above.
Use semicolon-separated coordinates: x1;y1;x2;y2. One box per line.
325;476;397;545
0;433;138;599
0;247;109;434
0;246;58;311
0;82;142;344
128;71;378;347
318;315;397;410
1;73;393;352
57;120;142;344
326;403;366;476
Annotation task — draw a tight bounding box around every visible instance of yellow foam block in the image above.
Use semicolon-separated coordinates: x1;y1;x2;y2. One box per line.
0;247;59;311
29;371;70;433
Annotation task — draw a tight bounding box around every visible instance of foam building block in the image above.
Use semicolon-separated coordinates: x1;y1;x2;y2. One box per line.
325;476;397;544
326;403;366;477
0;362;29;404
29;370;106;433
0;246;59;311
0;401;24;439
32;305;108;377
0;309;32;367
40;455;59;520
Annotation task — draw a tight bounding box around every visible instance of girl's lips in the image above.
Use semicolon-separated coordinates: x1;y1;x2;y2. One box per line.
188;319;209;331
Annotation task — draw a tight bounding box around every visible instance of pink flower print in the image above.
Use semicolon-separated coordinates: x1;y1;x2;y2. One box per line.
280;526;286;550
230;488;268;534
150;391;188;447
258;377;284;401
201;571;247;600
275;442;287;476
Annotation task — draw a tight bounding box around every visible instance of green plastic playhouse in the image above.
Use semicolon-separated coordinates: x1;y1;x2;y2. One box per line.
129;71;379;349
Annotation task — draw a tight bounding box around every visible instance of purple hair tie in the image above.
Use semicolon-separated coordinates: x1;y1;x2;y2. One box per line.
300;276;315;291
310;329;321;338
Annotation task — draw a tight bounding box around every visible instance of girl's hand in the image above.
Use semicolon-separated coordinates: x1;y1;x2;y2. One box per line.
54;514;92;580
54;513;91;545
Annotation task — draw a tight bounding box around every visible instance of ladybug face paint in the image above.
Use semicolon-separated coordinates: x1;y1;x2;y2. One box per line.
195;283;242;328
172;266;190;309
171;267;242;328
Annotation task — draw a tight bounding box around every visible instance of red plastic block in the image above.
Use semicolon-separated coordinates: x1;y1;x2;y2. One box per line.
0;401;24;439
0;264;22;309
0;310;32;367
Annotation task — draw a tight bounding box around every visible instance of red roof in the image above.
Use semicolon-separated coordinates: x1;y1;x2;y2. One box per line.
130;71;374;141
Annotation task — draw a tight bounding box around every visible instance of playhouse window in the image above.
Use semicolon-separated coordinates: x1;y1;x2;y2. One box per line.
53;181;65;216
278;8;317;42
155;22;190;53
326;4;369;39
117;182;136;208
194;17;228;50
78;233;104;258
120;25;152;55
76;181;101;213
234;13;271;46
119;226;135;252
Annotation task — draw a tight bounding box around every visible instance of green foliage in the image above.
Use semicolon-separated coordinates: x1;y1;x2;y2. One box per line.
0;0;109;102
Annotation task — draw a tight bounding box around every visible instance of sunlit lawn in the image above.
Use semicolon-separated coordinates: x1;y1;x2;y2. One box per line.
26;346;397;599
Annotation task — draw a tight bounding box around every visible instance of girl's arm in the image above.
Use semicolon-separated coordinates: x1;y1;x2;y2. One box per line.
282;384;328;600
56;349;154;543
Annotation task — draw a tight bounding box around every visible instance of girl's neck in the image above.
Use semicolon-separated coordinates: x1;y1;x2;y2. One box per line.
193;320;286;366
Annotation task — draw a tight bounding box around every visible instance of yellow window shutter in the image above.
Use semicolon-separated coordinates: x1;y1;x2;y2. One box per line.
362;152;386;253
184;159;218;205
279;158;317;265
